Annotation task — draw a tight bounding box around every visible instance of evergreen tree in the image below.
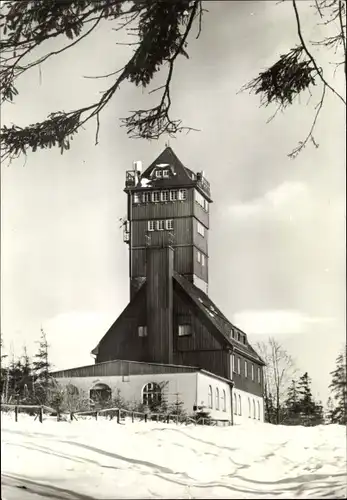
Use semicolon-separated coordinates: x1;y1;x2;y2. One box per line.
326;396;335;424
296;372;324;426
284;379;301;425
328;348;347;425
33;328;52;403
0;334;8;401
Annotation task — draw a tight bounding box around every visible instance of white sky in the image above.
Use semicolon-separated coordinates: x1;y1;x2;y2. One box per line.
1;1;345;404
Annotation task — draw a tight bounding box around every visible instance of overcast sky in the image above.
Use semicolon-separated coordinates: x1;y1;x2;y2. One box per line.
1;1;345;404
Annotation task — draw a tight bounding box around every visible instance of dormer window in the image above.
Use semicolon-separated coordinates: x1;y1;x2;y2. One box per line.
163;169;169;178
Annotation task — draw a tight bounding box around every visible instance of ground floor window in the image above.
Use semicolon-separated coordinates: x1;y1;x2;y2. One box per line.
90;383;111;405
142;382;162;407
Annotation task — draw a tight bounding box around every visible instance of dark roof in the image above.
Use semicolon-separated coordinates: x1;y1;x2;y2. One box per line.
142;146;195;182
173;272;265;365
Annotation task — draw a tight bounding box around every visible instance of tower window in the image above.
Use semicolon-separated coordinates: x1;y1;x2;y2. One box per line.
156;220;165;231
133;193;141;203
251;364;254;381
170;190;178;201
201;254;205;266
148;221;155;231
161;191;169;202
152;191;160;202
178;189;187;201
143;192;151;203
257;367;261;384
166;219;173;230
232;354;236;373
138;326;147;337
197;222;205;236
237;357;240;374
163;169;169;178
244;361;248;378
178;324;191;337
197;251;201;263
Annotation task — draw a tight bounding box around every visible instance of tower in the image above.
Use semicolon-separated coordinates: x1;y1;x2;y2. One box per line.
124;147;212;299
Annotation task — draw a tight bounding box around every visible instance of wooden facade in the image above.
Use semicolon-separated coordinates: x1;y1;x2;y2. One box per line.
91;147;265;399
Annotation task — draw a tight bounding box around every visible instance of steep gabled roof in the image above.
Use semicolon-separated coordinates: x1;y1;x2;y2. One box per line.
173;272;265;365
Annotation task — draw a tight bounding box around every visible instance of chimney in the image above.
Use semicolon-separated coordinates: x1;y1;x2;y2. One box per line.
146;245;174;364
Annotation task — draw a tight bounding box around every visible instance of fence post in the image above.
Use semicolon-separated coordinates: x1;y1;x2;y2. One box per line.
70;412;73;421
167;415;170;424
131;411;134;423
95;411;98;420
39;406;43;423
15;405;18;422
144;413;148;423
176;414;178;425
116;409;120;424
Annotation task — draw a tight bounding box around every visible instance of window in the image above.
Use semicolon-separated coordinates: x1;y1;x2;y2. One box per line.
143;192;151;203
233;393;237;415
237;357;240;374
152;191;160;202
170;190;178;201
253;399;256;419
142;382;162;407
237;332;241;342
201;254;205;266
138;326;147;337
133;193;141;203
178;324;191;337
166;219;173;230
90;383;111;404
257;367;261;384
251;364;254;381
178;189;187;201
155;170;162;178
163;169;169;178
161;190;169;202
244;361;248;378
221;390;226;412
248;398;251;418
197;222;205;237
231;329;235;339
238;395;241;416
232;354;236;373
215;388;220;410
204;199;209;212
208;385;213;409
195;190;209;211
257;401;260;420
156;220;165;231
197;251;201;263
148;221;155;231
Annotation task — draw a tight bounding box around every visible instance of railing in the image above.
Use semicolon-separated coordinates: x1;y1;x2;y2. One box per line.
1;404;231;427
196;175;211;198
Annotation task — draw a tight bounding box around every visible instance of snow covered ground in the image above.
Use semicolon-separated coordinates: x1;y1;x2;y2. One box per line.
1;413;346;499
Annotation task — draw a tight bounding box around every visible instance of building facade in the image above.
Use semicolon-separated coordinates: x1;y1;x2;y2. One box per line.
52;147;265;423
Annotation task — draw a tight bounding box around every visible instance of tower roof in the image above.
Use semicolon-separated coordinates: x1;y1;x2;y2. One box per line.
135;146;211;200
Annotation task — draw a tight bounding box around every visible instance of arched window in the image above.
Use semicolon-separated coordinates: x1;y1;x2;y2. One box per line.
257;401;261;420
233;393;237;415
253;399;256;419
248;397;251;418
90;383;111;404
142;382;162;407
221;390;226;412
238;394;242;416
208;385;213;409
215;388;220;410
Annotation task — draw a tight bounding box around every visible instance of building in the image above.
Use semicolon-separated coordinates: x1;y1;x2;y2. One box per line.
52;147;265;423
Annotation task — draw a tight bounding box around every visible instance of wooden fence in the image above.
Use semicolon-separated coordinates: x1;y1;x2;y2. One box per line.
1;404;231;427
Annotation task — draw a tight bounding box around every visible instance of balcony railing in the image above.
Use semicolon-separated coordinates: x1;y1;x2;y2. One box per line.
196;175;211;197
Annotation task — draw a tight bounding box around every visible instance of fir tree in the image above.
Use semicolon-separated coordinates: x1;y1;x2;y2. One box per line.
284;380;301;425
33;328;51;403
328;348;347;425
296;372;324;426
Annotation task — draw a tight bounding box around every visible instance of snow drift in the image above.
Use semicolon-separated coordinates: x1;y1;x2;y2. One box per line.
1;413;346;499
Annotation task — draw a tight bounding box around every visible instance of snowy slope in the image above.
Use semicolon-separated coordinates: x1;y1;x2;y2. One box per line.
1;413;346;499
